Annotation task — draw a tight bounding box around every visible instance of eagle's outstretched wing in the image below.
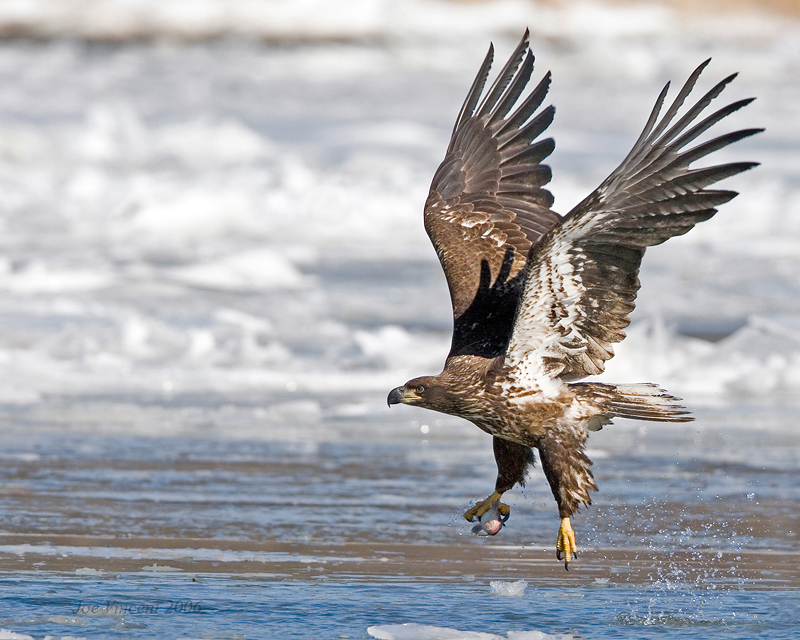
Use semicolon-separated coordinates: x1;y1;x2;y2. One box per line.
505;60;762;387
424;30;561;360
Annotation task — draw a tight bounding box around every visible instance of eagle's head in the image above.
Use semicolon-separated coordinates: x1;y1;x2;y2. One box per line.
387;375;466;415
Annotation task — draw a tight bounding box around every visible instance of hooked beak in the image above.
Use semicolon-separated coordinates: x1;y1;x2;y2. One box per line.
387;386;405;407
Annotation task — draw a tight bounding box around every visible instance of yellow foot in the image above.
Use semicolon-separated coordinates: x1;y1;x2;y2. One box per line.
556;517;578;571
463;492;510;522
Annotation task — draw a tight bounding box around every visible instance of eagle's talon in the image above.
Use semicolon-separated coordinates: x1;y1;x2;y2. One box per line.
556;517;578;571
463;492;509;522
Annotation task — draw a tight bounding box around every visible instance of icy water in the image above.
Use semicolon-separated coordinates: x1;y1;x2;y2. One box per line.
0;1;799;638
1;421;799;639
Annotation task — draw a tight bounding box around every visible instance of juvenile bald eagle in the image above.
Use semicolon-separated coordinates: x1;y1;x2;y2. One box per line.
387;30;760;569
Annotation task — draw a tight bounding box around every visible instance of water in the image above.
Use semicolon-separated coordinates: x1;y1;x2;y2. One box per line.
1;425;798;638
0;1;798;638
1;577;799;639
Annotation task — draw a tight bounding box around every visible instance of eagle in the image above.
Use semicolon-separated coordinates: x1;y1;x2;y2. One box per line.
387;30;760;569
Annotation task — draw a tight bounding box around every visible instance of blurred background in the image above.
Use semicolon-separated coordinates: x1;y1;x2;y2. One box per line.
0;0;796;443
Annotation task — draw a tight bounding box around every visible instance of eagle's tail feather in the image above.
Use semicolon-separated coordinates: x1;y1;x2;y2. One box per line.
577;382;694;425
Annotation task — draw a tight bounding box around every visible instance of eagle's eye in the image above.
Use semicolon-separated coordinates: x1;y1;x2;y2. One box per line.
415;385;426;394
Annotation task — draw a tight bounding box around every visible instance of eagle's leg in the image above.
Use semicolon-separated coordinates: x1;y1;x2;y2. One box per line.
464;437;535;522
556;517;578;568
537;429;597;570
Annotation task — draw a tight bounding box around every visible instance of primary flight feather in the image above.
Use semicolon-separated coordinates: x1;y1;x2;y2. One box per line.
387;29;761;569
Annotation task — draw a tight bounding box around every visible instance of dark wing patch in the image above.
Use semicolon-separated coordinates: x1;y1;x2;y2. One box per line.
424;30;562;360
505;60;761;384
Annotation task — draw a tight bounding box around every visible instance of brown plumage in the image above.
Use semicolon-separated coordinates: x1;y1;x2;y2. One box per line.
387;30;761;569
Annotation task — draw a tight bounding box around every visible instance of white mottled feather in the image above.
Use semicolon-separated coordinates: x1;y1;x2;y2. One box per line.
504;217;599;396
501;62;761;397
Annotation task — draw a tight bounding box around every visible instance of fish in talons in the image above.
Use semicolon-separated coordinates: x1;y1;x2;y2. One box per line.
470;500;508;536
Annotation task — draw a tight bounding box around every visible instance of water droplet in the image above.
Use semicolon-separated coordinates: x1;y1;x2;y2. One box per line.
747;493;755;501
420;424;429;434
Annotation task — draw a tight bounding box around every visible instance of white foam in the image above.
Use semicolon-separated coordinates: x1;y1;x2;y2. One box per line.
489;580;528;597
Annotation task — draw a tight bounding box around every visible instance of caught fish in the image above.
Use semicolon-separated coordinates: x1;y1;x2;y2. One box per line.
471;500;508;536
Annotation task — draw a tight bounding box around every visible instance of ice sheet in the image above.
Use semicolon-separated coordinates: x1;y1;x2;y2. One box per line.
368;624;573;640
490;580;528;597
0;2;794;440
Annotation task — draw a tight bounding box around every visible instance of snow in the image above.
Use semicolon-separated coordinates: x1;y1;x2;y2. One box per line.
0;0;794;439
166;249;306;292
